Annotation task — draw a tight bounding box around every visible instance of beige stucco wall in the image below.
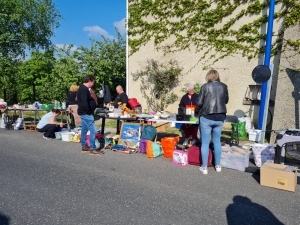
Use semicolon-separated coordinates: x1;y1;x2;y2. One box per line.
127;1;294;131
271;25;300;140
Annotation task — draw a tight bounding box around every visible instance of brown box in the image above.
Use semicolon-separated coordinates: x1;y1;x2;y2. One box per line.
152;122;170;132
260;162;298;192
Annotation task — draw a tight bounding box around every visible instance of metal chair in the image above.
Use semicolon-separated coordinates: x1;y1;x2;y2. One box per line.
222;115;239;146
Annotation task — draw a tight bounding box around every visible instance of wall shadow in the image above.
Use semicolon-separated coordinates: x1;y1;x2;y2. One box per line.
226;196;284;225
286;68;300;129
0;212;10;225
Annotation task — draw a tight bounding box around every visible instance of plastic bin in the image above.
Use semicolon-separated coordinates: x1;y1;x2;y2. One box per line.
55;132;62;140
61;132;74;142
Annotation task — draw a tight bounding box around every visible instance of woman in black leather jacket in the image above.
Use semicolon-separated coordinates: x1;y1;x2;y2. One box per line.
196;70;229;175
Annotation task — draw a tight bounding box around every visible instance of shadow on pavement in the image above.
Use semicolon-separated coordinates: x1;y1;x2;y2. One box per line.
0;212;10;225
226;196;284;225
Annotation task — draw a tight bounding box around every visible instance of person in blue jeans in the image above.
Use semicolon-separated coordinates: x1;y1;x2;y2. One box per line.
77;74;104;155
196;70;229;174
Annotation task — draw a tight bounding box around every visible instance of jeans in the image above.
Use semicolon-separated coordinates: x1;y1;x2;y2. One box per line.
79;114;96;150
200;116;224;167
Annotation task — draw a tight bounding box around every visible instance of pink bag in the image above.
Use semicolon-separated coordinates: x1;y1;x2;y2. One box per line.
172;150;188;166
86;133;103;147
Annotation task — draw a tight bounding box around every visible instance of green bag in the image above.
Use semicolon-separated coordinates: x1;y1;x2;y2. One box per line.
231;121;247;138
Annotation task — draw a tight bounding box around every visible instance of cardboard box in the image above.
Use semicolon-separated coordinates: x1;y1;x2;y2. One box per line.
153;122;170;132
260;162;298;192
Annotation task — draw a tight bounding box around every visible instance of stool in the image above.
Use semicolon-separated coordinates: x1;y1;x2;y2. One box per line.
24;124;37;132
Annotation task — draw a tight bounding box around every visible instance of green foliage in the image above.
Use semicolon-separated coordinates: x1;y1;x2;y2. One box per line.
128;0;300;70
132;59;182;111
77;30;126;97
0;0;62;60
18;50;58;103
180;83;202;94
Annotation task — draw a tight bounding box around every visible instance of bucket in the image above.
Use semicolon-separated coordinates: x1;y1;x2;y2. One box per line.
55;132;62;140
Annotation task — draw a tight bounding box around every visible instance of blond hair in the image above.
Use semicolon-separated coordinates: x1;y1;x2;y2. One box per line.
206;70;220;82
69;85;79;92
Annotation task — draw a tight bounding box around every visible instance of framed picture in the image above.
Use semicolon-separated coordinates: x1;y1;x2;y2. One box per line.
119;122;141;147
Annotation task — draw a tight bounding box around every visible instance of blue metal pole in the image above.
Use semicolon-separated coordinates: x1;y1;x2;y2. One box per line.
258;0;275;130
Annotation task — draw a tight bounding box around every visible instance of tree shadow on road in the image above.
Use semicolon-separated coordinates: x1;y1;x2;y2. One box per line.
226;196;284;225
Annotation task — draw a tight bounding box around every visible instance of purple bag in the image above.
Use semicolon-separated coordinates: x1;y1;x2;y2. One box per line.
140;139;147;153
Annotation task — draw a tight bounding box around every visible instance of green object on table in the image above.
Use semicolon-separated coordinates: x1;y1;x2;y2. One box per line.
189;117;198;122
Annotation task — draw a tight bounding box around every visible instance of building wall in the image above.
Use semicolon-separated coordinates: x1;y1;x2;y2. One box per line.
127;2;297;132
271;25;300;142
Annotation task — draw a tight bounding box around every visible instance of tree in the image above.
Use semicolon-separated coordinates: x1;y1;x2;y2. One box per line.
78;30;126;97
0;0;62;59
18;50;57;103
0;0;62;101
132;59;182;111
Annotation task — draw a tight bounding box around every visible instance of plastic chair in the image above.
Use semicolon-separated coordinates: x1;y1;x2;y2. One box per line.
222;115;239;146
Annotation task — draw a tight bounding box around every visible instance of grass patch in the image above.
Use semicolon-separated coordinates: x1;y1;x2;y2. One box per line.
95;120;117;128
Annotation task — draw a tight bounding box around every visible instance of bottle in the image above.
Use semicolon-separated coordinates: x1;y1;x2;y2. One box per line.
191;108;195;117
62;102;66;109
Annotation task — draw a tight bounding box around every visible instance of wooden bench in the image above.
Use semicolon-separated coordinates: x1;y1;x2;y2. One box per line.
24;124;38;132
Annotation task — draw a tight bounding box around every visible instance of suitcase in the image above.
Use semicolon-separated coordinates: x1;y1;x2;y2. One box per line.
187;146;213;166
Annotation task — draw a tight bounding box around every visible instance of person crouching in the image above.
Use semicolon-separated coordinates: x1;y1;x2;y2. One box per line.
37;109;64;140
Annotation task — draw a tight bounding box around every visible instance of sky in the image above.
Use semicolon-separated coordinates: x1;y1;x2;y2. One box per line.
51;0;126;51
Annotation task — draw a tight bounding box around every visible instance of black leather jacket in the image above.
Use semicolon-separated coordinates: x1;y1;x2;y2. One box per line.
196;80;229;116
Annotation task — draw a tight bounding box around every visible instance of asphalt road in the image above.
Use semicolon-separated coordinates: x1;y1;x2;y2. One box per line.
0;129;299;225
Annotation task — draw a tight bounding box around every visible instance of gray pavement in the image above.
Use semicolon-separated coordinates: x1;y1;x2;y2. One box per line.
0;128;299;225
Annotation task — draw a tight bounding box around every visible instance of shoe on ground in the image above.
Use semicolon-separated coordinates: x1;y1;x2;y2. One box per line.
43;135;51;140
89;150;105;155
215;165;222;172
199;166;208;175
82;145;90;153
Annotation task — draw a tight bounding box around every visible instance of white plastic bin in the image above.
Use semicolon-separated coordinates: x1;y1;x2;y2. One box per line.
61;132;74;142
249;129;262;142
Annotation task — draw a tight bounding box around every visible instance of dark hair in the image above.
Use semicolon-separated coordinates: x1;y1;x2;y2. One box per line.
51;108;61;115
83;74;95;83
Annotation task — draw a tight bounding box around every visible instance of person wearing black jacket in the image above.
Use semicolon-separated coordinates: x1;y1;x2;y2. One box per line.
196;70;229;175
179;84;199;140
77;74;104;155
179;84;199;107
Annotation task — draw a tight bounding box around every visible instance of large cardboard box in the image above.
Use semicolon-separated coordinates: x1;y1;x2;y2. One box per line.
153;122;170;132
260;162;298;192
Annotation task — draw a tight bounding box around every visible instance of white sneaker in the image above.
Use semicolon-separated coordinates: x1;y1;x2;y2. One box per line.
215;165;222;172
199;166;208;175
43;135;51;140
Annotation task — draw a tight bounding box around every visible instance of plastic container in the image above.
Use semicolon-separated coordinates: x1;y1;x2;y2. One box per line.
61;132;74;142
249;129;262;142
55;132;62;140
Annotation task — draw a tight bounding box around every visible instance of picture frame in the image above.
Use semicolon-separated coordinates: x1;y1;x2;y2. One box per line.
119;122;141;147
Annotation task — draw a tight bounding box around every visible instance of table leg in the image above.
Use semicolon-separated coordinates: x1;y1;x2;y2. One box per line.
116;120;120;134
101;117;105;135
